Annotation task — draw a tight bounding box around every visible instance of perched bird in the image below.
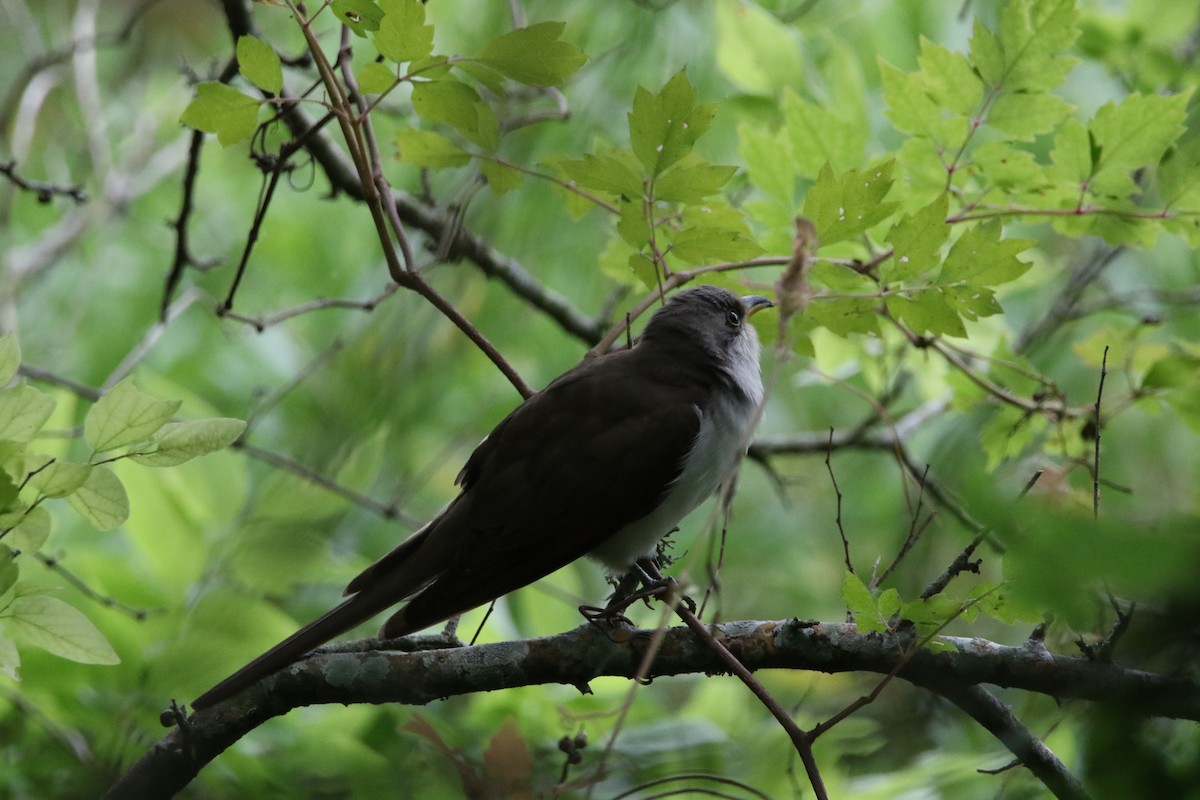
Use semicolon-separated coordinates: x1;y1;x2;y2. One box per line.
191;285;772;710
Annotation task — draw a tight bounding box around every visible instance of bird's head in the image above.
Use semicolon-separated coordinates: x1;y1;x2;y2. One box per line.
640;286;773;395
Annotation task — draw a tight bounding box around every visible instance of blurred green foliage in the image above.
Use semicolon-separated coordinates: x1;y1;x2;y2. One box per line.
2;0;1198;797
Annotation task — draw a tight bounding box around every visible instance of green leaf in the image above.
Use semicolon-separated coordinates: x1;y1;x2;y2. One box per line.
236;35;282;94
885;193;949;282
332;0;384;36
0;336;20;386
714;0;804;96
67;466;129;530
806;297;881;336
940;224;1034;286
558;152;643;198
877;588;902;618
628;71;716;177
783;89;868;177
971;141;1045;190
653;162;737;203
0;385;55;442
28;458;92;499
1090;92;1190;177
411;79;498;150
628;253;659;290
616;200;650;249
802;161;899;247
967;19;1004;89
669;225;763;266
0;471;16;512
374;0;433;63
994;0;1080;93
0;631;18;681
1049;117;1092;185
9;506;50;552
357;62;396;94
738;122;793;204
394;129;471;168
916;37;982;116
1142;352;1200;390
943;284;1003;322
480;160;523;194
0;441;24;487
842;571;886;633
986;92;1072;140
475;21;588;87
0;548;17;597
879;59;942;139
1158;136;1200;207
3;595;120;665
128;418;246;467
84;379;180;453
178;82;259;147
887;289;967;338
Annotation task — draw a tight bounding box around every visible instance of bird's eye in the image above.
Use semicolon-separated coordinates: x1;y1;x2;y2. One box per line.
726;309;741;327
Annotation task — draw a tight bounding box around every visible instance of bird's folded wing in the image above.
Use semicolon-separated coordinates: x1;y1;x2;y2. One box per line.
356;350;711;629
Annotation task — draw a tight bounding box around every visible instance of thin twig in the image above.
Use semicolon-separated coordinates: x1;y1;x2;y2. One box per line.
0;160;87;203
34;552;159;620
824;428;854;575
639;561;829;800
874;463;935;589
1092;346;1109;521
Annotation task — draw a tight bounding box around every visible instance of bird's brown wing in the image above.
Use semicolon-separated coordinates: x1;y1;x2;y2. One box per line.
357;348;712;636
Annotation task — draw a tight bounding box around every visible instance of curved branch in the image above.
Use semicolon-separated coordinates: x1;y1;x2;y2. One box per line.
105;619;1199;799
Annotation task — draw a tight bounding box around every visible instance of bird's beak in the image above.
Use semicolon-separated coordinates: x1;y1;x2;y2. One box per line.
742;295;774;317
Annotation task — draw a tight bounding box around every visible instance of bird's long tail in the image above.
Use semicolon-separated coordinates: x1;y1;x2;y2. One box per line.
190;589;402;711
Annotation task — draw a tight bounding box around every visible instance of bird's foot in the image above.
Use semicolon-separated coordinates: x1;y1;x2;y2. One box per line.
633;557;697;613
579;603;636;641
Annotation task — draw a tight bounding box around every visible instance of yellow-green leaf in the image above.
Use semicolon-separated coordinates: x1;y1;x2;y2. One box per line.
179;82;259;147
411;79;498;150
480;160;523;194
28;458;92;499
395;129;471;168
236;35;282;94
84;378;180;453
0;548;17;597
3;595;120;665
9;506;50;552
129;418;247;467
333;0;384;36
67;465;129;530
375;0;432;63
357;62;396;94
0;386;55;443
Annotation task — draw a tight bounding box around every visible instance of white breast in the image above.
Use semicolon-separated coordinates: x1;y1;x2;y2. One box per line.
588;328;764;571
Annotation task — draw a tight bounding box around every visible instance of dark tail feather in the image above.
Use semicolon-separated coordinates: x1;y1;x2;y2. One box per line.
191;590;399;710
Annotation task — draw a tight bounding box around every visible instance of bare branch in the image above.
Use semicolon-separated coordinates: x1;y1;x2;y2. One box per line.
918;681;1091;800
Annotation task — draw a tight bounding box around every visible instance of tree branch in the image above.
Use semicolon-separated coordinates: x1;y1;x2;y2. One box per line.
106;619;1199;799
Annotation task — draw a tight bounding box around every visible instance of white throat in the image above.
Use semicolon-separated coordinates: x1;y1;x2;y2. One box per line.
589;325;764;570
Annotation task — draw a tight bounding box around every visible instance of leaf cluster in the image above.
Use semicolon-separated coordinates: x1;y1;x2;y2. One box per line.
0;337;244;681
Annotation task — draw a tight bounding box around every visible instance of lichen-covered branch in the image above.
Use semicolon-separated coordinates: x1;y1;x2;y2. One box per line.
105;619;1199;799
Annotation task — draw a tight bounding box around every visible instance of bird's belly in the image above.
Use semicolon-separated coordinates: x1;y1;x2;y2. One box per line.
588;395;756;571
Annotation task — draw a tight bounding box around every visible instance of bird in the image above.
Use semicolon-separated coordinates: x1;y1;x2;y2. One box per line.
191;285;772;710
